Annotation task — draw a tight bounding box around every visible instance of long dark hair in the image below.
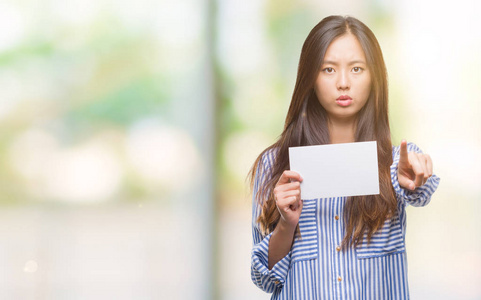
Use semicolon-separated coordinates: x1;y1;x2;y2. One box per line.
249;15;396;247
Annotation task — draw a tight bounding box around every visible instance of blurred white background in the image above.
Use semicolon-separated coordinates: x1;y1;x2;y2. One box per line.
0;0;479;299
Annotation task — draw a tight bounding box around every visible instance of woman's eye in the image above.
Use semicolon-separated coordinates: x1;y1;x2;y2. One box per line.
323;67;334;73
352;67;363;73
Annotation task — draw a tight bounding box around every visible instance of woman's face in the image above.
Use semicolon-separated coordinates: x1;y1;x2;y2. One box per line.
314;33;372;123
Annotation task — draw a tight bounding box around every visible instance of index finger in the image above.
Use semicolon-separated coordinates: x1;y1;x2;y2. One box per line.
277;170;303;185
400;139;409;163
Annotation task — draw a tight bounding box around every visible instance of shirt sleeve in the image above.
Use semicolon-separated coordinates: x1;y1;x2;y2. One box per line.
251;150;292;293
390;142;441;207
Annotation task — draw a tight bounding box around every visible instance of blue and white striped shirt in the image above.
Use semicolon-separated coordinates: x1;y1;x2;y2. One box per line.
251;143;440;299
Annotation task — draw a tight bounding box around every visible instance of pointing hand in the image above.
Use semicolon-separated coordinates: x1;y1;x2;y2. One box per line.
397;140;433;191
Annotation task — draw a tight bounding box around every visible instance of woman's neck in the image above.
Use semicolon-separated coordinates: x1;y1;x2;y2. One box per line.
328;118;356;144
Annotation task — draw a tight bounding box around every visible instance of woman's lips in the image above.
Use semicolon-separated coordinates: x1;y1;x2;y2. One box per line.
336;95;352;107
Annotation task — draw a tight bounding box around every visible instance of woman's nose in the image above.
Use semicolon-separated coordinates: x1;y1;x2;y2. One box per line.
337;71;350;90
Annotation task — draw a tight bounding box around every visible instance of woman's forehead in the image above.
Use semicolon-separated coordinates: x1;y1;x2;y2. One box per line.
323;34;367;63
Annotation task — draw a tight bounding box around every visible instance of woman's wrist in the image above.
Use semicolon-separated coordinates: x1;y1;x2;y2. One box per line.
277;218;297;235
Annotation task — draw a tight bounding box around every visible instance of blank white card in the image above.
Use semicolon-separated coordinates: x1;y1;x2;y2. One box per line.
288;141;379;199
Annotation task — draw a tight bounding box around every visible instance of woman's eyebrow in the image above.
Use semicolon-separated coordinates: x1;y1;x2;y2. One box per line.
322;60;366;65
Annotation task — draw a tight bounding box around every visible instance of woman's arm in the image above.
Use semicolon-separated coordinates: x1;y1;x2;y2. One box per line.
268;219;297;270
250;152;302;292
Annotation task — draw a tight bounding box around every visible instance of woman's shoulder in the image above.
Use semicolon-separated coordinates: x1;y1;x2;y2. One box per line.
259;147;279;169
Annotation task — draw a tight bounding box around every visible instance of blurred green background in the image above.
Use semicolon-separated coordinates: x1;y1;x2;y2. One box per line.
0;0;479;299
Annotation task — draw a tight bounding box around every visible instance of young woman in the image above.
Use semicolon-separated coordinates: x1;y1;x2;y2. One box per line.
249;15;440;299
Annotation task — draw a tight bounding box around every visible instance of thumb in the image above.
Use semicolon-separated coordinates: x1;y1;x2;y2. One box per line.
398;173;416;191
292;198;303;212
